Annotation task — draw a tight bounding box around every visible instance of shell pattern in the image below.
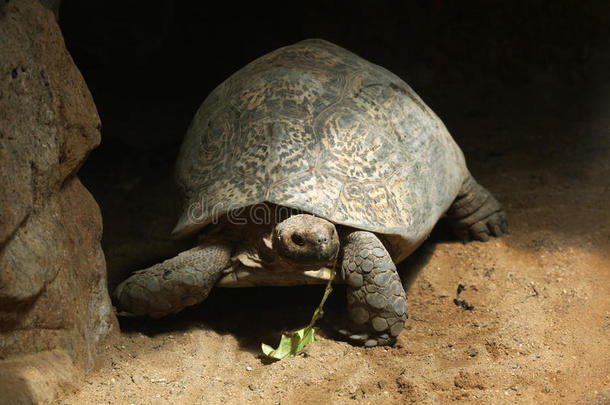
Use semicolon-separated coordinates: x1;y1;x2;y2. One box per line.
174;39;466;261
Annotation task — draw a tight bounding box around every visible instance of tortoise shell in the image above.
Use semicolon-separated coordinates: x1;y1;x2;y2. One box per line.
173;39;467;262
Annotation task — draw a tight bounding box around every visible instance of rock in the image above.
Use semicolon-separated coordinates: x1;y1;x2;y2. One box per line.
131;374;145;386
0;350;80;405
0;0;117;403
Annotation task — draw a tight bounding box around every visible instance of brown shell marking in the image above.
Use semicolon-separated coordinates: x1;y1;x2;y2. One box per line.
174;39;466;260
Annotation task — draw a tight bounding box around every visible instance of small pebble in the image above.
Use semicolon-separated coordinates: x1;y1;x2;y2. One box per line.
246;366;253;371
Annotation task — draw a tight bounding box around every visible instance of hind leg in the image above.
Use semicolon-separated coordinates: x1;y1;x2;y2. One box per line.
447;173;508;242
114;241;232;317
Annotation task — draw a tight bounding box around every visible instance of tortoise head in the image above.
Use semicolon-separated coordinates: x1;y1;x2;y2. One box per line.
272;214;339;265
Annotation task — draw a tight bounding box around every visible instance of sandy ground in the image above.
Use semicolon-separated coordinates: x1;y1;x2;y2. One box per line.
59;75;610;404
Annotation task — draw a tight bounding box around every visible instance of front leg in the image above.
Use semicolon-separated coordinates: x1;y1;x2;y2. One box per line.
339;231;408;346
114;240;232;317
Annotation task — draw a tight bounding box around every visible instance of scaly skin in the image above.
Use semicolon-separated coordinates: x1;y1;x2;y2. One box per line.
339;231;408;346
447;174;508;242
114;241;232;317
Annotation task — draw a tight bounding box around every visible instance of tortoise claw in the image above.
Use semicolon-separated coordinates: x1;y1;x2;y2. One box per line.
335;328;395;347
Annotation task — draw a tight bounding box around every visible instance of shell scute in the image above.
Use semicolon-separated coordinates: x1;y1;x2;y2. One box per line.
174;39;467;260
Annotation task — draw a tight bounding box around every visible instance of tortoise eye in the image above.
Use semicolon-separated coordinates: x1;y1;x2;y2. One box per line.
291;233;305;246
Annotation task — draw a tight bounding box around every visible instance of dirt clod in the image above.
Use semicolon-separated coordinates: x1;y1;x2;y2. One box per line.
453;284;475;311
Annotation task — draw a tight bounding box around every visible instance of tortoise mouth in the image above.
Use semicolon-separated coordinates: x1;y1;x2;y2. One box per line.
216;266;338;288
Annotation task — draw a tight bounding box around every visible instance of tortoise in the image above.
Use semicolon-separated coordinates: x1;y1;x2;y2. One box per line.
114;39;507;346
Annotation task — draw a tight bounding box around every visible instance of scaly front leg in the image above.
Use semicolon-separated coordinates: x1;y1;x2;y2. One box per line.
339;231;408;346
114;241;232;317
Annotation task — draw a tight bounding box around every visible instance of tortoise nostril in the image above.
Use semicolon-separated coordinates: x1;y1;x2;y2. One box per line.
291;233;305;246
317;233;328;244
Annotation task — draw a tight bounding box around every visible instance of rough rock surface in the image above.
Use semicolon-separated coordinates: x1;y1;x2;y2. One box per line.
0;0;117;402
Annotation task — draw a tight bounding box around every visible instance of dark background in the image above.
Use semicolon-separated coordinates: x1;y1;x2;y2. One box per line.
57;1;609;308
60;1;609;101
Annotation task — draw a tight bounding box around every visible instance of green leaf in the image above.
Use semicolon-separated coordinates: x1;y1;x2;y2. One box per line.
261;325;318;360
261;267;335;360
